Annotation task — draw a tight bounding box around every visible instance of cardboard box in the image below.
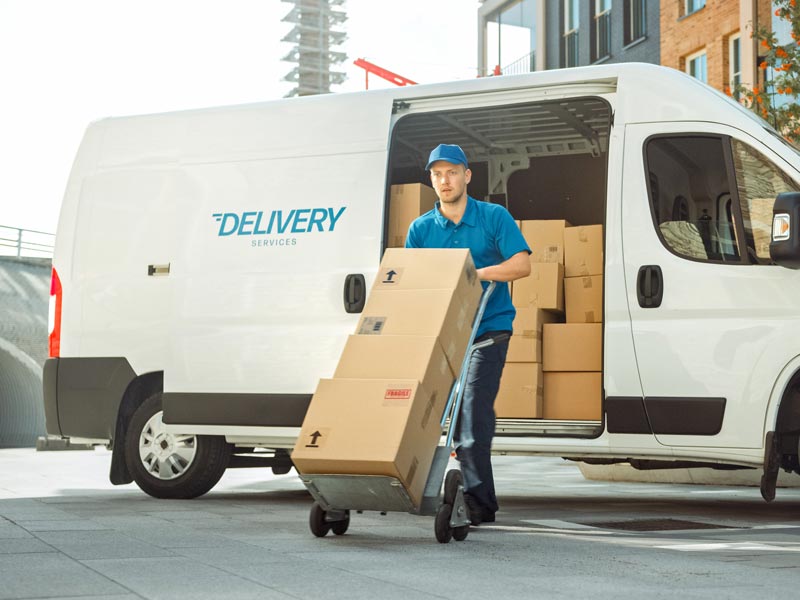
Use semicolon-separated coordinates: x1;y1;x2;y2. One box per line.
564;276;603;324
292;378;445;506
356;289;475;373
334;335;454;406
564;225;604;277
520;220;571;264
374;248;481;309
543;372;602;420
506;308;559;363
387;184;438;248
511;263;564;312
542;323;602;372
495;363;543;418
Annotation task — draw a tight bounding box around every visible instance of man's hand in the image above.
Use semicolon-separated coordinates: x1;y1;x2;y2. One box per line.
475;251;531;282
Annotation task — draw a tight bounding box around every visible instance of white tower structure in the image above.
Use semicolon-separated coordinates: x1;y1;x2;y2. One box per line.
282;0;347;97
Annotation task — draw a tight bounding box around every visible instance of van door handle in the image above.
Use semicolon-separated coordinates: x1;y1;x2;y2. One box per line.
343;274;366;313
147;263;170;277
637;265;663;308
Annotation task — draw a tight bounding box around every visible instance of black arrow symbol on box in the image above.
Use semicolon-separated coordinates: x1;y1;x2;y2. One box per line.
383;269;397;283
306;431;322;448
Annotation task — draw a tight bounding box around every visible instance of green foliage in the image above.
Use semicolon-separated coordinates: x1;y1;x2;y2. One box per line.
733;0;800;143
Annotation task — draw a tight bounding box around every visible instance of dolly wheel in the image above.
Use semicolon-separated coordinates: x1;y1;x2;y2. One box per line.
331;510;350;536
435;503;453;544
309;502;331;537
444;469;462;506
453;524;469;542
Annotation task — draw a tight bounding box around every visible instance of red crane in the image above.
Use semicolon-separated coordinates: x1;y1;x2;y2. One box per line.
353;58;417;90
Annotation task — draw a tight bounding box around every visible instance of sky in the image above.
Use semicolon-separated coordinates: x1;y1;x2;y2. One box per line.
0;0;481;235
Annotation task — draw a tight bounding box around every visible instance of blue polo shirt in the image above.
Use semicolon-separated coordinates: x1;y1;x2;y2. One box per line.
405;196;531;337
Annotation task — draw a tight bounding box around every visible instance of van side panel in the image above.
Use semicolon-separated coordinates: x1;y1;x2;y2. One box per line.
160;94;395;406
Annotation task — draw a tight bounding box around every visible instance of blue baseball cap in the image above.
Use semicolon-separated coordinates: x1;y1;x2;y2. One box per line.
426;144;468;171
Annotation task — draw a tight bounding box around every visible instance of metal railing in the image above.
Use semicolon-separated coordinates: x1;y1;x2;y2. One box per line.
0;225;55;258
563;30;579;68
501;50;536;76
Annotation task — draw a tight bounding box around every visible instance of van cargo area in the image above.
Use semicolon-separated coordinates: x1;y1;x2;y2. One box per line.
386;96;611;438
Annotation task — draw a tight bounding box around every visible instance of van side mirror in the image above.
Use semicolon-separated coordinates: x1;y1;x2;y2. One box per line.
770;192;800;269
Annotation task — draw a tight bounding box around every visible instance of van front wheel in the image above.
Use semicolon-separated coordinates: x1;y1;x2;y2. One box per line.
124;392;231;499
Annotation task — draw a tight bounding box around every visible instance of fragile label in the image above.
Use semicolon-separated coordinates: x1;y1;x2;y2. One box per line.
358;316;386;335
383;387;412;406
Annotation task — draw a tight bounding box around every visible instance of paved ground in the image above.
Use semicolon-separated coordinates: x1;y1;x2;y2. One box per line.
2;447;800;599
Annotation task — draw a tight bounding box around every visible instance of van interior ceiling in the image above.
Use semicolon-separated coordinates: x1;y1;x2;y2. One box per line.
387;97;612;227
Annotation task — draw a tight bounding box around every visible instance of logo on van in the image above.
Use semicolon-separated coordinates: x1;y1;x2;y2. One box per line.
212;207;347;237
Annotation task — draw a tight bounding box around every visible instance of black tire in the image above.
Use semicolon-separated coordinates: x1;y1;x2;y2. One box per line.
453;524;469;542
331;510;350;536
309;502;331;537
124;392;231;499
444;469;462;505
435;503;453;544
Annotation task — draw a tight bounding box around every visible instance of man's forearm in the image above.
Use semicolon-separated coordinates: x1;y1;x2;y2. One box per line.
476;251;531;282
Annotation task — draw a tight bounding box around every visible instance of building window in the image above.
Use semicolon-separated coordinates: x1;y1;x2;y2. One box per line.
624;0;646;45
486;0;537;76
686;50;707;83
563;0;580;67
729;33;741;98
591;0;612;62
685;0;706;15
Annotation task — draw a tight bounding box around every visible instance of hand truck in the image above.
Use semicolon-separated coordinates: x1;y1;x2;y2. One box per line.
300;281;504;543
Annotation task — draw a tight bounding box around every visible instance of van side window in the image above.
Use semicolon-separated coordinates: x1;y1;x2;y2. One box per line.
730;139;799;264
645;136;739;262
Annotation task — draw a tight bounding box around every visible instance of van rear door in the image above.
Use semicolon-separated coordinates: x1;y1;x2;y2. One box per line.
163;92;394;427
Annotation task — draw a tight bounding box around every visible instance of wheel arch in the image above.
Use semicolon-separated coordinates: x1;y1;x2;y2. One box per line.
109;371;163;485
764;355;800;445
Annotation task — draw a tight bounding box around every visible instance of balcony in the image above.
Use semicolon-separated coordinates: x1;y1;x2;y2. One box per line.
501;50;536;76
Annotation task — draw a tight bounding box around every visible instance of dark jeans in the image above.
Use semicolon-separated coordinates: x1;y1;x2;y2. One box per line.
454;330;510;515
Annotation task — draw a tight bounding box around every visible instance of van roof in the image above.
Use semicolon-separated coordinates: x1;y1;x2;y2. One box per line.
85;63;793;170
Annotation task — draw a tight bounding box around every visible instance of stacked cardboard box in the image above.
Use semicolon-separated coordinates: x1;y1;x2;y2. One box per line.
387;183;438;248
564;225;603;324
495;308;558;418
292;248;481;505
542;224;604;420
496;220;570;419
511;220;570;312
542;322;602;419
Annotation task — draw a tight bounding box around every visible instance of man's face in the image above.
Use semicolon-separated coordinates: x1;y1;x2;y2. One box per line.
429;161;471;204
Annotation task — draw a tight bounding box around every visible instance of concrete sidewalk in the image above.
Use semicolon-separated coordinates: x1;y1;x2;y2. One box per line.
3;447;800;600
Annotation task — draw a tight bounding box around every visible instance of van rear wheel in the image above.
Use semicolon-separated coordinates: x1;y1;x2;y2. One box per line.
124;392;231;499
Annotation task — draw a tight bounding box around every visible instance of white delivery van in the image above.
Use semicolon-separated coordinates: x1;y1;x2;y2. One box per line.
44;63;800;502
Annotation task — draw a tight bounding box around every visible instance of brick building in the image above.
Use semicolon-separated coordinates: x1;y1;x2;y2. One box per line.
660;0;775;94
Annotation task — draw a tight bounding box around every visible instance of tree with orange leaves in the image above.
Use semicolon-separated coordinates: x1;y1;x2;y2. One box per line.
734;0;800;144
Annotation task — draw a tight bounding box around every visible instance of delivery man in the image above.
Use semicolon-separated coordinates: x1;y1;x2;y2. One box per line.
405;144;531;525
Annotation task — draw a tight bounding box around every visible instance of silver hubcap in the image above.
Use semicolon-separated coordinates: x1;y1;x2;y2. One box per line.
139;410;197;480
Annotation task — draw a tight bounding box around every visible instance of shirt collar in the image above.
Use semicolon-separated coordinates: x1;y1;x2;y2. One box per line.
434;195;478;229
